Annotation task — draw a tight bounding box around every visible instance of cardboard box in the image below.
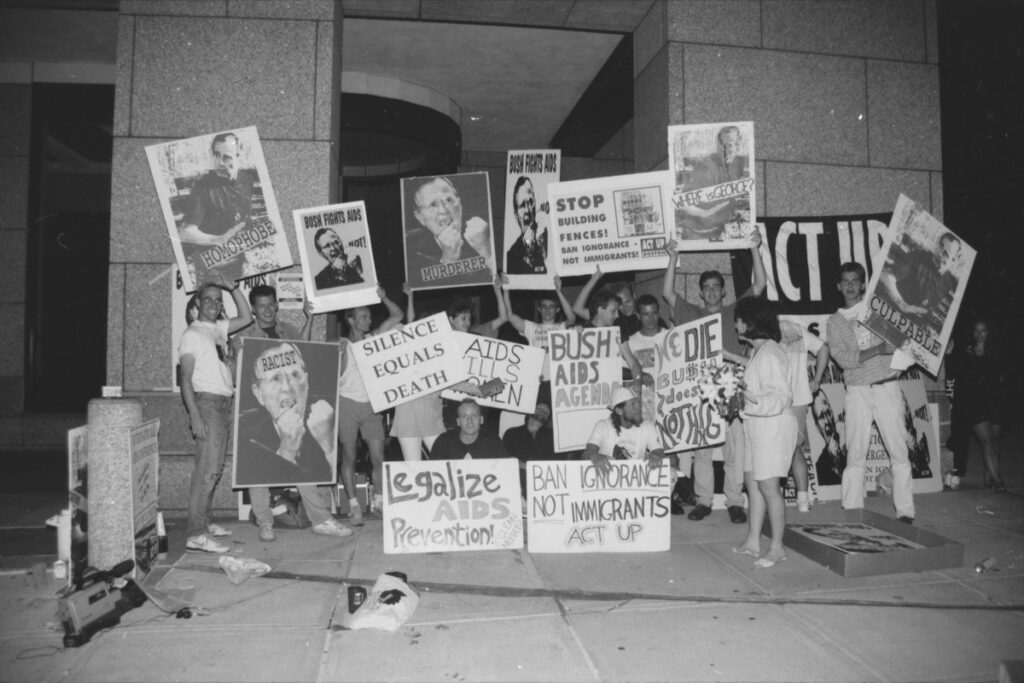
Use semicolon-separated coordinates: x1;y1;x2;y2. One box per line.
781;508;963;578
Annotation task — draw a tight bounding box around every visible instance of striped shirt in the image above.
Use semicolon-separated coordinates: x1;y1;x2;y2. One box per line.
826;304;899;387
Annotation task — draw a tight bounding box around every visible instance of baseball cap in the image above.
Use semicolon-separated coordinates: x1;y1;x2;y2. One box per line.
607;386;635;410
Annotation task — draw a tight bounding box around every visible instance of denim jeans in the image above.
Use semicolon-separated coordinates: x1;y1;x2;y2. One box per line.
249;485;332;527
188;393;233;536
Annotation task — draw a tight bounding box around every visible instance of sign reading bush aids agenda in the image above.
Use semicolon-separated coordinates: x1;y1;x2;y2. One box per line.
547;171;672;276
549;327;623;452
350;312;467;412
383;459;523;554
526;461;671;553
653;314;726;452
441;332;545;414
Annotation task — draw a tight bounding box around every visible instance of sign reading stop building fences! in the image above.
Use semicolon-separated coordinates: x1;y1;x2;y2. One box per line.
382;459;523;554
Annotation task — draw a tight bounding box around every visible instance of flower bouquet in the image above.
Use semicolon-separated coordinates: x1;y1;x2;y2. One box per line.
697;361;746;421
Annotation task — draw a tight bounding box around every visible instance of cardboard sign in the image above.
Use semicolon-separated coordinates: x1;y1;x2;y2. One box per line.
382;459;523;554
129;419;160;577
503;149;561;289
441;332;545;414
67;425;88;587
526;461;671;553
549;327;623;452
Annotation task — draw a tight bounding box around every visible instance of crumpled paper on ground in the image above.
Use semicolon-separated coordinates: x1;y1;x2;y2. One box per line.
344;573;419;631
218;556;272;585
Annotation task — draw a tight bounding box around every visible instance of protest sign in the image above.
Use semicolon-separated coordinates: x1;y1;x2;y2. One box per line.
129;419;160;576
350;312;467;412
667;121;756;250
860;195;975;376
502;149;560;289
67;426;88;587
232;339;340;487
382;459;523;554
146;127;291;293
441;331;545;414
526;461;671;553
548;171;671;277
401;172;496;290
292;201;380;313
549;327;623;452
652;315;726;453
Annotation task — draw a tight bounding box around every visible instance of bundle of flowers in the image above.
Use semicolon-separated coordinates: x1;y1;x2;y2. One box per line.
697;361;746;421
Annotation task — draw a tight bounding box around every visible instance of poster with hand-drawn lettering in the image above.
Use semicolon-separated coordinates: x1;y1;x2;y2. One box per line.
859;194;975;376
293;201;380;314
130;419;160;577
526;461;671;553
401;172;496;291
503;150;560;289
548;171;671;276
383;460;523;554
146;127;291;293
549;327;623;452
441;332;545;414
668;121;756;250
653;315;726;453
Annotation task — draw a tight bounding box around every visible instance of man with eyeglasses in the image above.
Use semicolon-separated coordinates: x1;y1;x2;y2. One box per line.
506;176;548;274
313;227;364;291
178;271;252;553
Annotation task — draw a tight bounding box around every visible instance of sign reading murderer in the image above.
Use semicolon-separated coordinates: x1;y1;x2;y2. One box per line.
548;171;671;277
667;121;756;250
146;126;291;293
400;172;496;291
503;149;561;290
441;332;546;414
292;201;380;314
549;327;623;452
860;194;975;376
653;315;726;452
350;312;467;412
383;459;523;554
526;461;671;553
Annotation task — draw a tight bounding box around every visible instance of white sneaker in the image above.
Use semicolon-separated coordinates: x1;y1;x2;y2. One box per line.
312;519;353;538
207;523;232;537
948;475;961;490
797;500;811;513
187;534;229;554
258;523;276;542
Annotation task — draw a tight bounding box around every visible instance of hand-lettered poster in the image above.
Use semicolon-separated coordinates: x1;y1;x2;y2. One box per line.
232;339;340;487
548;171;671;277
350;313;467;412
503;150;561;289
668;121;756;250
526;461;671;553
441;332;545;414
292;201;380;313
401;172;496;291
383;459;523;554
129;419;160;577
860;194;975;376
549;327;623;452
146;127;291;293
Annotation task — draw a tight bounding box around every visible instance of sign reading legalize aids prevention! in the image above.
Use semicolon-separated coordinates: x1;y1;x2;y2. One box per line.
548;171;672;276
293;201;380;313
549;327;623;452
383;459;523;554
441;332;545;414
350;312;467;412
668;121;756;250
503;149;560;289
146;127;292;293
526;461;671;553
653;314;726;453
860;194;975;376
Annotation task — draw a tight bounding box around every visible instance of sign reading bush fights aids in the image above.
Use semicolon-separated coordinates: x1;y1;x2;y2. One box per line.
549;327;623;452
383;460;523;554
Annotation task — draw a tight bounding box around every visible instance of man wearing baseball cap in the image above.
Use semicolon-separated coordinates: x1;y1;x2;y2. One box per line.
583;386;665;474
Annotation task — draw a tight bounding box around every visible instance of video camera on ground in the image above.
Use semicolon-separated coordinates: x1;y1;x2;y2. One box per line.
57;559;147;647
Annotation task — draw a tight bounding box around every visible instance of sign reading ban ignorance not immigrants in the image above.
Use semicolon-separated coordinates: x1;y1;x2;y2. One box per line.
383;460;523;554
527;461;671;553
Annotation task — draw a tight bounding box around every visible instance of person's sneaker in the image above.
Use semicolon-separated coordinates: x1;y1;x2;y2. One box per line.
728;505;748;524
797;499;811;513
207;523;232;537
186;534;229;554
311;519;354;537
687;504;712;521
258;523;275;542
897;515;914;525
948;475;961;490
349;503;364;527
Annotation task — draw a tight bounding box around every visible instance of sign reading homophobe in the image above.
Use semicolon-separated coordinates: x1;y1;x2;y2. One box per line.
441;332;546;414
549;327;623;452
503;149;560;290
526;461;671;553
383;459;523;554
548;171;672;277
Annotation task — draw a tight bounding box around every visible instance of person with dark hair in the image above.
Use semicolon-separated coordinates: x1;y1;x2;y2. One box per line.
179;132;256;247
572;267;641;338
503;400;556;493
731;296;796;568
583;387;664;475
503;274;575;383
827;262;915;524
625;294;667;374
429;400;509;460
313;227;363;290
506;176;549;274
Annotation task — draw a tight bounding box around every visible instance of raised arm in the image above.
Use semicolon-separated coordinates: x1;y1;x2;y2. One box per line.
403;282;415;323
572;266;602;322
661;240;679;311
212;271;252;334
749;230;767;297
375;286;404;334
810;342;831;394
501;274;527;334
554;275;576;326
471;274;508;337
299;299;315;341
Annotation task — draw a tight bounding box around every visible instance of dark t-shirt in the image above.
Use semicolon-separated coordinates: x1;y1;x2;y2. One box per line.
430;429;508;460
184;169;257;236
502;424;556;463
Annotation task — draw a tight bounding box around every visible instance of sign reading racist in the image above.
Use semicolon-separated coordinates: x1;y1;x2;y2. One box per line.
441;332;545;414
383;459;523;554
526;461;671;553
549;327;623;452
503;149;560;290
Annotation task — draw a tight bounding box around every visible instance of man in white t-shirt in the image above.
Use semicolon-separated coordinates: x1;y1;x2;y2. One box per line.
584;387;665;474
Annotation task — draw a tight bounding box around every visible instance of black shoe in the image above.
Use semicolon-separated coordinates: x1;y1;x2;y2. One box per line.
687;504;712;521
728;506;747;524
897;516;914;525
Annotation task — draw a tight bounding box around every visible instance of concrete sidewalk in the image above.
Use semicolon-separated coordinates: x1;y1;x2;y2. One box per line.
1;483;1022;683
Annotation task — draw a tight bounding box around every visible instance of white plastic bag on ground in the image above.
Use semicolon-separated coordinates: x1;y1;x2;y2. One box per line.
218;556;271;585
344;573;419;631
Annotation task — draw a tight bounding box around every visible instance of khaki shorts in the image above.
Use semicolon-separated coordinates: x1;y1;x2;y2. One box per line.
337;395;385;444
